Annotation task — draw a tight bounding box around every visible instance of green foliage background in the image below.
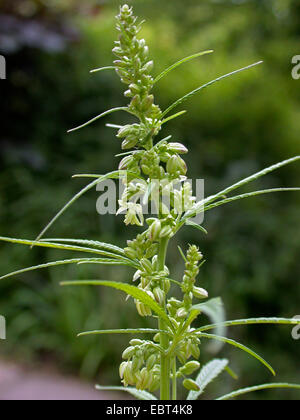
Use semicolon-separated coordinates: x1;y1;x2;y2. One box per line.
0;0;299;399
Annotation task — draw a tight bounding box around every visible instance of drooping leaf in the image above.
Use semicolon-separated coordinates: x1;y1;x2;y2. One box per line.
96;385;157;400
197;332;275;376
61;280;173;329
78;328;167;337
195;317;300;333
192;298;226;352
68;107;130;133
187;358;228;400
35;171;121;242
154;50;214;84
216;383;300;400
162;61;263;117
185;221;208;235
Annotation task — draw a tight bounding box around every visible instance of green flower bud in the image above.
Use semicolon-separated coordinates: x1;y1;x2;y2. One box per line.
190;343;200;359
180;361;201;375
153;287;165;305
143;60;154;73
136;301;152;317
149;219;161;241
132;355;144;373
118;155;134;170
124;247;137;259
163;278;171;294
122;135;138;149
153;333;160;343
176;307;188;319
183;379;200;392
169;142;188;154
146;354;157;370
159;226;173;239
166;155;187;176
122;346;135;360
129;339;144;346
193;286;208;299
119;361;127;379
140;258;153;273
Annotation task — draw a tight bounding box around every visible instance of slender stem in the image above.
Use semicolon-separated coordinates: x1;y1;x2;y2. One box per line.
172;357;177;401
158;237;170;400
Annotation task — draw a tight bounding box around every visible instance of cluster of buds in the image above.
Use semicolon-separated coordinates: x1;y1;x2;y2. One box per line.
166;245;208;321
119;339;160;391
114;5;161;124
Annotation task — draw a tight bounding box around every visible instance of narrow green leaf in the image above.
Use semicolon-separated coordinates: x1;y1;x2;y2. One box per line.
185;221;208;235
161;110;187;125
0;237;130;261
78;328;167;337
35;171;121;242
187;358;228;400
192;298;226;352
96;385;157;400
154;50;214;84
90;66;115;74
177;245;187;262
225;366;238;380
68;107;130;133
195;317;300;333
197;332;275;376
182;156;300;221
41;238;125;256
179;309;201;336
205;188;300;212
0;258;107;281
61;280;173;329
217;383;300;400
162;61;263;117
106;123;123;129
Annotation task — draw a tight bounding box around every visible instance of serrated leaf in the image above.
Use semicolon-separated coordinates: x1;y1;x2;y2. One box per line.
61;280;173;329
68;107;130;133
195;317;300;333
187;358;228;400
78;328;167;337
96;385;157;400
192;298;226;352
35;171;122;242
197;332;275;376
216;383;300;400
154;50;214;84
162;61;263;117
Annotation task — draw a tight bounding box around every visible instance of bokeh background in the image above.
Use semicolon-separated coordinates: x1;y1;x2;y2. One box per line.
0;0;299;400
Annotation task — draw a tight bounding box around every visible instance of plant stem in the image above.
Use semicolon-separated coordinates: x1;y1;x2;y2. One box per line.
158;237;171;400
172;357;177;400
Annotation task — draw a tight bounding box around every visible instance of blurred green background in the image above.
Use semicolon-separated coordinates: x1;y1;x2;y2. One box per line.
0;0;299;400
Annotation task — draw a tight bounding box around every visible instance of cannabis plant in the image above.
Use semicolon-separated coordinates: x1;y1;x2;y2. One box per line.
1;5;300;400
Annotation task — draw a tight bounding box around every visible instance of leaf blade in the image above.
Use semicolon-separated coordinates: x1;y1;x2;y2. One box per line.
95;385;157;400
195;317;300;333
217;383;300;400
154;50;214;84
187;358;228;400
197;332;275;376
78;328;167;337
61;280;173;329
162;61;263;117
68;107;130;133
